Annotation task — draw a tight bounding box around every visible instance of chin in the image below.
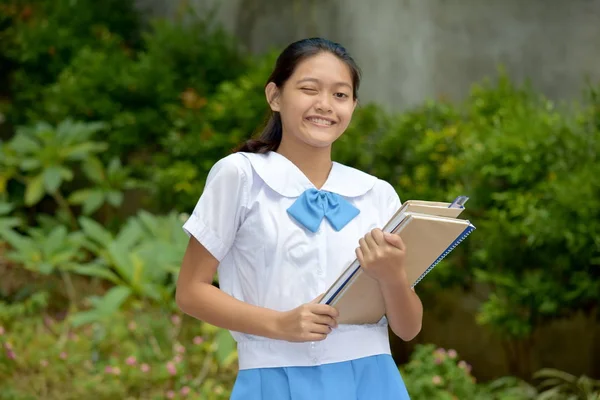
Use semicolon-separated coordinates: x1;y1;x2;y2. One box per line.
302;128;343;148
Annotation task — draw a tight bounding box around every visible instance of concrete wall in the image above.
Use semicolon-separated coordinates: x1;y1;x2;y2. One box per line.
136;0;600;111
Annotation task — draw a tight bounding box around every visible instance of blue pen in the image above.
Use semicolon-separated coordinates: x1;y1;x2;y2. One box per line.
449;195;469;208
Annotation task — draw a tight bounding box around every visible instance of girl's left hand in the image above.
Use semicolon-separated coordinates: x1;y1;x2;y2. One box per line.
356;228;407;284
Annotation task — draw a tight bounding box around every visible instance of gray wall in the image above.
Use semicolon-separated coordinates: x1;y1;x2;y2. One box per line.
136;0;600;111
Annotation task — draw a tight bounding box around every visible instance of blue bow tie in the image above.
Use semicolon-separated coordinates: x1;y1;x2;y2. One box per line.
287;188;360;233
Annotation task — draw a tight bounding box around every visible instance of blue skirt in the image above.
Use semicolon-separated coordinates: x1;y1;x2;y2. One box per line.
230;354;411;400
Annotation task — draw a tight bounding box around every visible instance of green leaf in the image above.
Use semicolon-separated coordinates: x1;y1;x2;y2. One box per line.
24;174;45;206
37;262;54;274
9;132;41;154
20;158;41;171
70;310;103;327
82;190;105;215
96;286;131;314
106;191;123;207
43;166;63;193
215;329;236;366
71;264;122;285
0;202;14;214
42;225;69;257
82;156;105;184
68;189;94;204
78;216;113;247
65;142;109;160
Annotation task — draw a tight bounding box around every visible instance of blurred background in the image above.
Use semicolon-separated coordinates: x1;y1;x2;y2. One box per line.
0;0;599;399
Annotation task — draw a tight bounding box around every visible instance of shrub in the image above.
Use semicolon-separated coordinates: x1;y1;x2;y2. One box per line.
0;304;236;400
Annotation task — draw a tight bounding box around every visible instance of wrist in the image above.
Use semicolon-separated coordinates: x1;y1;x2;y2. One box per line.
379;268;410;291
266;309;286;340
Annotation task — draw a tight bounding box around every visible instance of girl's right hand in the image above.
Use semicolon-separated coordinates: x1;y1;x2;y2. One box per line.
274;294;339;342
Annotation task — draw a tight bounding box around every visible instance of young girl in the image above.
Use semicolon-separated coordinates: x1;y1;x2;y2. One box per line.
177;37;423;399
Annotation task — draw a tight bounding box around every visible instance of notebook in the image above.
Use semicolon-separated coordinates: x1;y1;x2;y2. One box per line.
319;197;475;325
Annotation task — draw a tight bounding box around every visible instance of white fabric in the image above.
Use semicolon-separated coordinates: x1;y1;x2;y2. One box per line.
183;151;402;370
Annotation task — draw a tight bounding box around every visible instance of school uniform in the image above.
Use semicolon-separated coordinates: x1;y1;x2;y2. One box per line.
183;150;411;400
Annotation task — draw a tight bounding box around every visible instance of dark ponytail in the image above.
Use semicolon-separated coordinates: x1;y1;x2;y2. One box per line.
236;113;283;153
235;37;361;154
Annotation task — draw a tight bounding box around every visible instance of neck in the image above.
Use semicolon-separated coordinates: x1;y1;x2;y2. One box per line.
276;138;332;189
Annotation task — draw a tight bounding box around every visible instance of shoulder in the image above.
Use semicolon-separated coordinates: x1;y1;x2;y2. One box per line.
207;153;253;183
329;161;398;201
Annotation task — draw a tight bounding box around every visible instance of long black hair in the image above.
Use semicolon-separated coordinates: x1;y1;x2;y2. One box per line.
236;38;361;154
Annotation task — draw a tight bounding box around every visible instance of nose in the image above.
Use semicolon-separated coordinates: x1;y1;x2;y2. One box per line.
315;94;333;113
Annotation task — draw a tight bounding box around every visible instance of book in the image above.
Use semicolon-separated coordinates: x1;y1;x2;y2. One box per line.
319;197;475;325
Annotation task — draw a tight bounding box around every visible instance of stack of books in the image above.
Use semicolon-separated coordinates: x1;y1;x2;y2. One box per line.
320;196;475;324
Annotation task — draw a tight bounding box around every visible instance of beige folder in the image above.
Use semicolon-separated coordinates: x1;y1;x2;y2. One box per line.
320;203;475;325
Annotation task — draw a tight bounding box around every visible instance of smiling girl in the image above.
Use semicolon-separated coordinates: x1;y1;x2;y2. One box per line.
176;38;422;399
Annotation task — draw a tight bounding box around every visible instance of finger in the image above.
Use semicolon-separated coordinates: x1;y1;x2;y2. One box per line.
371;228;386;246
310;293;325;304
384;232;405;250
309;322;333;335
358;237;371;253
310;304;340;319
313;314;338;328
364;231;379;250
356;246;365;267
306;332;328;342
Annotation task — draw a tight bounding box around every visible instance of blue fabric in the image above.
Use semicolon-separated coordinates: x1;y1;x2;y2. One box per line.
230;354;411;400
287;188;360;233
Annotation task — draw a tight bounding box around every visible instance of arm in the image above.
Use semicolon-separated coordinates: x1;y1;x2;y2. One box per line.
176;237;283;339
379;271;423;341
176;237;338;342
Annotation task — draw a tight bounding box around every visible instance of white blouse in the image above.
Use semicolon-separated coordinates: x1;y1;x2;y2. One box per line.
182;151;401;370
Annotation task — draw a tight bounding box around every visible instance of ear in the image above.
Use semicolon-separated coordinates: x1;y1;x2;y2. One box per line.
265;82;281;112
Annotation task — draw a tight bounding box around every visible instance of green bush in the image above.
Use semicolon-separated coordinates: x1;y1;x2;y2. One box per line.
401;344;482;399
0;304;236;400
0;0;142;125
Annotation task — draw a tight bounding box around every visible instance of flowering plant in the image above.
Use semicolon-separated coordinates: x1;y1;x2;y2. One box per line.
0;305;237;399
401;344;482;399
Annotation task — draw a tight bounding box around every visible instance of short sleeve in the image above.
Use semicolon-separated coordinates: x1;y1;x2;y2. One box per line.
377;179;402;223
182;155;250;261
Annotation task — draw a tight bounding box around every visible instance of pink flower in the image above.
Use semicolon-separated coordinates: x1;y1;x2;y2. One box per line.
40;359;49;367
166;390;176;399
435;347;446;355
140;363;150;373
4;342;12;350
105;366;114;374
112;367;121;375
175;343;186;354
432;375;443;385
193;336;204;345
171;315;181;325
180;386;191;396
126;356;137;366
0;326;5;335
60;352;67;360
6;350;16;360
173;354;183;364
128;321;137;331
434;357;442;365
448;349;457;359
166;361;177;376
458;360;472;373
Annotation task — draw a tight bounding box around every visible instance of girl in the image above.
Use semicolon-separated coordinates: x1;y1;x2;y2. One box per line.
177;37;423;399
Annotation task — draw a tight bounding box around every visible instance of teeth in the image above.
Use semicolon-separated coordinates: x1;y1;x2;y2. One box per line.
308;117;333;126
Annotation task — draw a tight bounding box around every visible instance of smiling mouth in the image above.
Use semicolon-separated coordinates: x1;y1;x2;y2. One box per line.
306;117;336;127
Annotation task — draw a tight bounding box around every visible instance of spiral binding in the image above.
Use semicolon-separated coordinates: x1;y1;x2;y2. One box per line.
411;225;476;288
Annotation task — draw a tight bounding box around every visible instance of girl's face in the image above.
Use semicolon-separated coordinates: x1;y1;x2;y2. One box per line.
266;52;357;150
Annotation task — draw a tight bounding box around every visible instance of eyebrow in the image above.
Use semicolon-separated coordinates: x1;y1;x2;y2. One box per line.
296;77;353;90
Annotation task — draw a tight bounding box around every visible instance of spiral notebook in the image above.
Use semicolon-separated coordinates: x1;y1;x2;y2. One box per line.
320;197;475;325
